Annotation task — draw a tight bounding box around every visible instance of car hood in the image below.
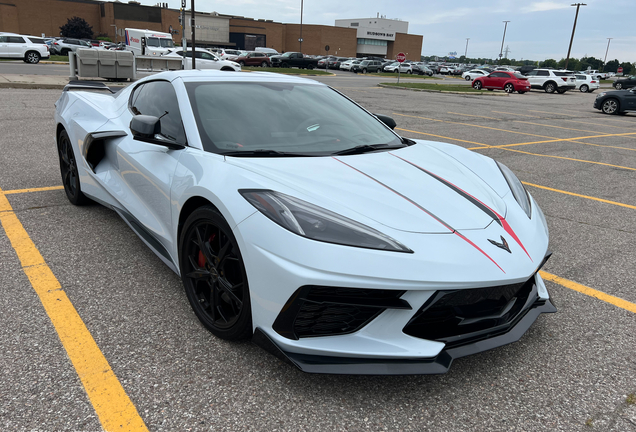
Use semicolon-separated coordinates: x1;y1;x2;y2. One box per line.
226;143;507;234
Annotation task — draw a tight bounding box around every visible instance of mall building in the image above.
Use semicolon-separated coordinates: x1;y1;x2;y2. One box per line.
0;0;422;60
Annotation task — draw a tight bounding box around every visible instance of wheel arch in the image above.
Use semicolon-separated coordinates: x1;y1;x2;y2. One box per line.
543;80;557;88
177;196;220;246
56;123;66;142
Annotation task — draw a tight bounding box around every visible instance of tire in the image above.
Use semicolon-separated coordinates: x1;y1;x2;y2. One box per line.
504;83;514;93
25;51;41;64
179;206;252;341
261;61;268;67
518;91;526;94
281;62;289;68
556;89;567;94
601;98;619;115
307;64;314;70
362;68;367;74
61;49;70;56
465;76;471;81
615;83;623;90
221;67;234;71
473;81;482;90
57;129;89;206
406;70;412;74
238;61;245;66
580;84;589;93
544;82;556;93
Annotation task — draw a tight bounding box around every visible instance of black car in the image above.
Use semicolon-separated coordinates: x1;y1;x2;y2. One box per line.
612;75;636;90
593;88;636;115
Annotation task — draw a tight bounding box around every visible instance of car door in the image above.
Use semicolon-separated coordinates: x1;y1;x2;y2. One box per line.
625;89;636;110
0;36;8;57
7;36;26;58
111;80;186;251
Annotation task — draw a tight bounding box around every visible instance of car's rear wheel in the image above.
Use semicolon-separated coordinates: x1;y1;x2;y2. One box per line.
61;49;70;56
238;61;245;66
601;98;620;115
473;81;482;90
179;206;252;341
25;51;41;64
281;62;289;68
307;64;314;70
580;84;589;93
465;76;471;81
362;68;367;74
261;61;268;67
57;129;89;205
518;91;526;94
615;83;623;90
406;70;412;74
544;82;556;93
504;83;514;93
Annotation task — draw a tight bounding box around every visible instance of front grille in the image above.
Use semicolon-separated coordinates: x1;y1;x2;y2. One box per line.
403;275;538;348
273;286;410;340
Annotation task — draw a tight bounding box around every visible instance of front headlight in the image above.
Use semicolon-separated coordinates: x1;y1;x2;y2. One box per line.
496;162;531;218
597;92;607;98
240;190;412;253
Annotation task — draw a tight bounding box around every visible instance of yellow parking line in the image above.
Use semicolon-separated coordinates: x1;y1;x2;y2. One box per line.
447;112;500;120
493;110;636;131
0;188;148;432
513;120;636;140
2;185;64;195
492;111;541;118
523;182;636;210
395;128;488;146
528;109;636;125
540;271;636;314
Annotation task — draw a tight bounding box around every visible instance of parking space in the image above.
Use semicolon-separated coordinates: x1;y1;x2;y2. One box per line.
1;79;635;431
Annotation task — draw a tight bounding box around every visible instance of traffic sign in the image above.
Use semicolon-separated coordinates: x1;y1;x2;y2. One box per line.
325;45;330;51
618;67;623;74
396;52;406;63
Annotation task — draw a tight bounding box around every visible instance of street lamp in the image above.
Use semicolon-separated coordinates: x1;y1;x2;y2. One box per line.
110;24;117;43
299;0;303;52
564;3;586;70
464;38;469;62
498;21;510;64
602;37;613;71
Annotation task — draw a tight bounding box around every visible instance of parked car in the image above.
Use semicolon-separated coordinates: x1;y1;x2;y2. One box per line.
523;69;576;93
51;38;92;56
164;48;241;71
573;74;600;93
472;71;531;94
384;62;412;74
233;51;271;67
583;70;606;80
317;56;334;69
340;59;360;71
270;52;318;69
462;69;489;81
411;63;433;76
211;48;243;60
612;76;636;90
594;88;636;115
0;33;50;63
55;69;554;375
351;60;382;73
328;57;349;69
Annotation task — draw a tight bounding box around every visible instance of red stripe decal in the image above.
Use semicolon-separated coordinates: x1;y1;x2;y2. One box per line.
332;156;505;273
390;152;532;262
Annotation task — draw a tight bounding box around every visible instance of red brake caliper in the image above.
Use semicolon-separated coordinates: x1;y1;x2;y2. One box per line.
197;234;216;268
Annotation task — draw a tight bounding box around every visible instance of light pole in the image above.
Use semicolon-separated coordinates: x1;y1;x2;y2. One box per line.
110;24;117;43
498;21;510;64
564;3;586;70
464;38;469;62
299;0;303;52
602;37;613;71
191;0;195;69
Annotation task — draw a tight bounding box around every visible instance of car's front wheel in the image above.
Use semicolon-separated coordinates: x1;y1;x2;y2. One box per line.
615;83;623;90
25;51;41;64
57;129;89;205
261;61;268;67
580;84;589;93
473;81;482;90
239;61;245;66
465;76;471;81
556;88;567;94
601;98;620;115
179;206;252;341
504;83;514;93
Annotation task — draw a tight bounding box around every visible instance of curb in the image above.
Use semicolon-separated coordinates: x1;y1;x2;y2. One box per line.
0;82;66;90
40;61;70;65
377;83;510;96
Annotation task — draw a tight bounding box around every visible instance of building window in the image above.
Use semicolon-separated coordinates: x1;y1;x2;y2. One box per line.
357;38;387;46
350;22;359;26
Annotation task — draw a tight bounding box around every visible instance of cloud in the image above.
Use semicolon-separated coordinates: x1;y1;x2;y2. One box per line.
522;2;570;13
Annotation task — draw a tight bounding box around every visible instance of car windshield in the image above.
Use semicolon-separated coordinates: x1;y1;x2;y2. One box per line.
185;82;402;155
160;39;174;48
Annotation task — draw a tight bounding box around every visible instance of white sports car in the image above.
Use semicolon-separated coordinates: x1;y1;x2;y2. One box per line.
54;71;555;375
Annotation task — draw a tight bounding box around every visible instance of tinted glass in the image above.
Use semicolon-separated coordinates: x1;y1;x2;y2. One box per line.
186;82;401;155
130;81;186;145
537;70;549;76
575;75;585;80
525;70;537;76
554;72;572;76
27;37;45;44
146;37;160;47
8;36;25;43
200;52;216;60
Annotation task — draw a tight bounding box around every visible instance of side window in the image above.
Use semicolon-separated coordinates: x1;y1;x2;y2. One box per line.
538;70;549;77
8;36;25;43
525;70;537;76
0;36;8;43
130;81;187;145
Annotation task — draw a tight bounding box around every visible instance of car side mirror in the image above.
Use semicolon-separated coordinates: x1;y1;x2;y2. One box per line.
373;114;397;130
130;115;185;150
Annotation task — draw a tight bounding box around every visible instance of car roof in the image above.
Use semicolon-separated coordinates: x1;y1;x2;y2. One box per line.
147;70;327;86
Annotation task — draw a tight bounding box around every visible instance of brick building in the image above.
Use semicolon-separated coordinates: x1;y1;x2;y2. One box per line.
0;0;423;59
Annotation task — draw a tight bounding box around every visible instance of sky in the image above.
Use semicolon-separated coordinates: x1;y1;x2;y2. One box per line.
133;0;636;63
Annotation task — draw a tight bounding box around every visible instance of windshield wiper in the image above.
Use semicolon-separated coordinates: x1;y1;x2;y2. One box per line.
221;149;313;157
332;143;407;156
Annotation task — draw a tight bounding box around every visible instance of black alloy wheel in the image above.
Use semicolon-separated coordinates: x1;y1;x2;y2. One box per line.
615;83;623;90
25;51;41;64
281;62;289;68
504;83;514;93
601;98;619;115
473;81;482;90
57;129;88;205
180;206;252;341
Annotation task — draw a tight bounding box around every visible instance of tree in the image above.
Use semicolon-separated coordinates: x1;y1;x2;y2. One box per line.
60;16;93;39
499;58;512;65
541;59;557;68
620;62;633;75
604;59;619;73
579;56;602;71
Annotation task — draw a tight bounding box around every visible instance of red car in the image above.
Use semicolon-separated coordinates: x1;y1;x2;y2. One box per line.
234;52;271;67
472;71;531;94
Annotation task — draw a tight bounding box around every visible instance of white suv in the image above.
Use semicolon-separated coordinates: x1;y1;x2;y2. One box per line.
0;33;50;64
523;69;576;93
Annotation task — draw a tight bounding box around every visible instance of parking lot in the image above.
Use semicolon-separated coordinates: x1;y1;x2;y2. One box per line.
0;72;635;431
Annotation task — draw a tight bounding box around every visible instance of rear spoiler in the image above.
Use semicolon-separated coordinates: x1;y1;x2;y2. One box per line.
63;80;115;93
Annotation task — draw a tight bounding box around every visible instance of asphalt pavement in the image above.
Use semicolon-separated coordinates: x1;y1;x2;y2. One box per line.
0;68;635;431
